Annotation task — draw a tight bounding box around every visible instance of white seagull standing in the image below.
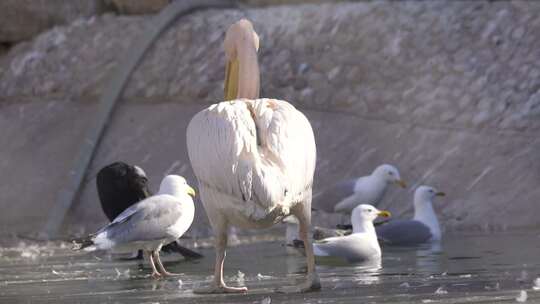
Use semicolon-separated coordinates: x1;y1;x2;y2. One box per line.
312;164;406;214
186;19;319;293
313;204;391;263
73;175;196;279
376;185;445;246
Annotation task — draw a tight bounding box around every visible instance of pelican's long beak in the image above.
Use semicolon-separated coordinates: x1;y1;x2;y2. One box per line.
435;191;446;197
378;210;392;218
224;58;239;101
396;179;407;188
186;186;196;197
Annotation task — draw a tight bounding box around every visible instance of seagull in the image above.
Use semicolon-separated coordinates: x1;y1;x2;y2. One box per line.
286;164;404;246
313;204;391;263
312;164;406;214
96;162;203;259
73;175;196;279
284;216;348;253
186;19;319;293
376;185;445;246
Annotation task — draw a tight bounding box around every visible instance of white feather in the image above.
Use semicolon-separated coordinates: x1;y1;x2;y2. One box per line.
187;98;316;229
412;186;442;241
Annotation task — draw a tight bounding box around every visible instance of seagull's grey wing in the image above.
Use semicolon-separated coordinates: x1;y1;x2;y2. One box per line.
312;179;357;212
94;201;145;237
313;226;349;240
108;201;145;225
315;236;355;257
315;235;374;262
376;220;432;246
102;195;182;244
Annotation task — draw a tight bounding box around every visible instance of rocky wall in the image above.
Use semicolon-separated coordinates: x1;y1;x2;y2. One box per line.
0;1;539;237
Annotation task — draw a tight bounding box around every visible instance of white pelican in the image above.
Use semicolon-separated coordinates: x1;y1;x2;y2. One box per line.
376;185;445;245
186;19;320;293
73;175;196;279
313;204;391;263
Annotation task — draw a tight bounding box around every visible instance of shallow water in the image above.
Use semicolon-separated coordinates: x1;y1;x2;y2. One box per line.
1;233;540;303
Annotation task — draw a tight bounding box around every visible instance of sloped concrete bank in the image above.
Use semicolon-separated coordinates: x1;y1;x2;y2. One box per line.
0;1;539;236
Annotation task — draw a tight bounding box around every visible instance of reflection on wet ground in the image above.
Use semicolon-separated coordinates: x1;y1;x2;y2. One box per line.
1;233;540;303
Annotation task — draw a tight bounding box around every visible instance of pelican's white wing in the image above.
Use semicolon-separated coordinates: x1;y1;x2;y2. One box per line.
187;98;316;223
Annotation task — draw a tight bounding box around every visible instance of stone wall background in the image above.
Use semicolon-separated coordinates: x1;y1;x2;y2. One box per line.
0;0;106;44
0;1;539;238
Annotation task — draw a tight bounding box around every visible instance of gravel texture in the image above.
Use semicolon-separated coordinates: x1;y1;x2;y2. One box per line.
0;1;539;236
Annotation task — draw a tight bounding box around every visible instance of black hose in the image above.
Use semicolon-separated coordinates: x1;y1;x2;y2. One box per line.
45;0;235;238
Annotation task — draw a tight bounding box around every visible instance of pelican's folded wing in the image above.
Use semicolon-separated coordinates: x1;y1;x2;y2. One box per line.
187;99;316;219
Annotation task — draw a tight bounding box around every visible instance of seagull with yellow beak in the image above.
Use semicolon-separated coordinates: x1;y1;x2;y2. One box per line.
376;185;445;245
73;175;197;279
186;19;320;293
314;204;391;263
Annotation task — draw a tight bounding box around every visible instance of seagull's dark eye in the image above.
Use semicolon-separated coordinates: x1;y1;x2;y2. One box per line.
388;171;394;175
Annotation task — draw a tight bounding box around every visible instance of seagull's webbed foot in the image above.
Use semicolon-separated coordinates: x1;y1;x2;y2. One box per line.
194;284;248;294
153;250;181;278
276;273;321;293
146;250;163;280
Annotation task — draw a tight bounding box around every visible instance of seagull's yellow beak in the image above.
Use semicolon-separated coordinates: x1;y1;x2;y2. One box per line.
396;179;407;188
378;210;392;218
186;186;196;197
436;191;446;197
224;58;239;101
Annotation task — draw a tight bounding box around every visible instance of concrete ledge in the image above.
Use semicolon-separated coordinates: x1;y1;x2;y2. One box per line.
1;1;539;236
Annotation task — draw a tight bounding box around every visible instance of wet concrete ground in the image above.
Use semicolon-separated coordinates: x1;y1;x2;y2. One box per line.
1;232;540;303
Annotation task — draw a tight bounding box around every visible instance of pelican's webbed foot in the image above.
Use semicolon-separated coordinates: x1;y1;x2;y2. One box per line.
160;271;181;277
194;284;248;294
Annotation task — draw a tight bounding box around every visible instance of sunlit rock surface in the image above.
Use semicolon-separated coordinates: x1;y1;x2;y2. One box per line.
0;0;105;44
0;1;539;236
105;0;170;15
